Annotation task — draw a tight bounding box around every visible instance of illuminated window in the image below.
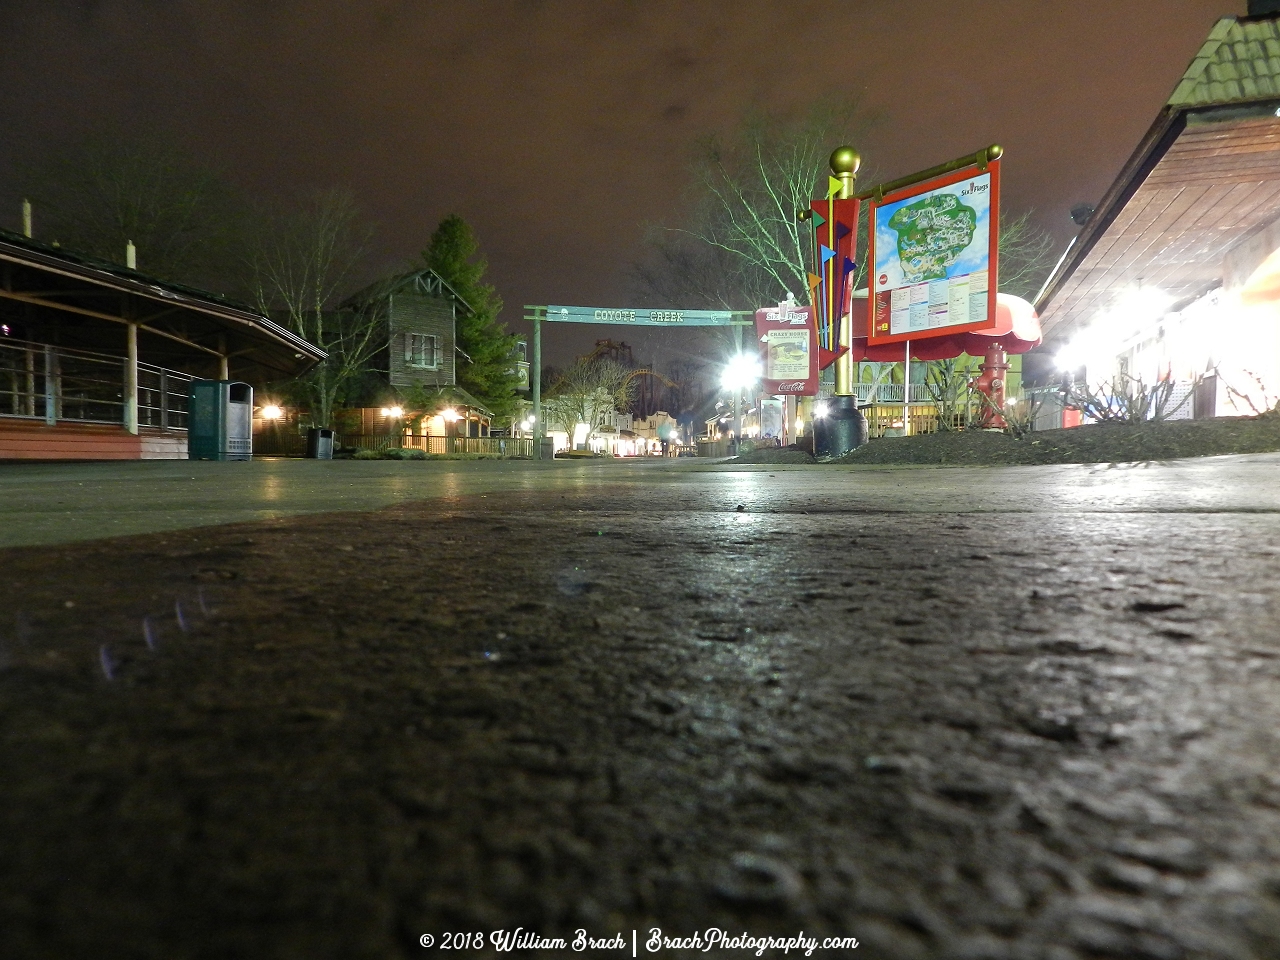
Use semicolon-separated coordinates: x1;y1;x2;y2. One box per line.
405;333;440;369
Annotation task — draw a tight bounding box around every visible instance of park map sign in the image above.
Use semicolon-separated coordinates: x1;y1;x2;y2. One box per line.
867;159;1000;346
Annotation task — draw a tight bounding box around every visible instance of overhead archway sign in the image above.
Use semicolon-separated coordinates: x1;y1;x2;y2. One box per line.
542;305;747;326
523;304;753;455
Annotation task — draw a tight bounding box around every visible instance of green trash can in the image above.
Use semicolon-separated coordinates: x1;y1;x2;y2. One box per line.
188;380;253;461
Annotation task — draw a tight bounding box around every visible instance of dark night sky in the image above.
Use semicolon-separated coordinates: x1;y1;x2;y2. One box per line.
0;0;1244;366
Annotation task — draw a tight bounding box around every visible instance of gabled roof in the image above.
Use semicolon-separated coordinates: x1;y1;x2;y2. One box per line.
1035;12;1280;345
341;267;473;315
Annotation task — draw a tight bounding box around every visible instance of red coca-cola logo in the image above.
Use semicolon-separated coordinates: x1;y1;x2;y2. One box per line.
879;274;888;285
776;381;808;392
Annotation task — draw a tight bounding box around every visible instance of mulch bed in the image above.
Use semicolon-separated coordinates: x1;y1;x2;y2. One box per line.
731;412;1280;466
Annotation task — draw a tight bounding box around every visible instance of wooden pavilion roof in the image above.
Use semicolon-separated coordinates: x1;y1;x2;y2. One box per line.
1036;14;1280;346
0;230;325;381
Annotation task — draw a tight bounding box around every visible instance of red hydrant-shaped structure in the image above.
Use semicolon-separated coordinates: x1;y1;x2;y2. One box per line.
971;343;1010;428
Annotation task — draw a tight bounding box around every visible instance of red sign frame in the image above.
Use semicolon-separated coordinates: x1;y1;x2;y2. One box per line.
867;159;1000;346
754;303;818;396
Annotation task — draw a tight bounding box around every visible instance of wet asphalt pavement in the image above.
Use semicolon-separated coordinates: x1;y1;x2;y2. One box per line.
2;456;1280;959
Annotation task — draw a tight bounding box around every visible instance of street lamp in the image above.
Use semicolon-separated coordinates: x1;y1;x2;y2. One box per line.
720;353;762;448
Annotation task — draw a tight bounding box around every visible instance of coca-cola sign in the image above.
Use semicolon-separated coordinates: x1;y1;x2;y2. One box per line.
754;300;818;397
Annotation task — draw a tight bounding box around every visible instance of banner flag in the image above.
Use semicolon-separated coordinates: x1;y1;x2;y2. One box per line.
809;197;861;351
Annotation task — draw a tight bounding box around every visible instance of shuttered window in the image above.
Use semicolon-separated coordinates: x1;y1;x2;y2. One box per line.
405;333;440;369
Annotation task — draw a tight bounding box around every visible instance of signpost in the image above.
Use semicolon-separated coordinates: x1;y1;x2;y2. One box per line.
861;146;1002;434
522;305;752;457
867;161;1000;346
754;300;818;397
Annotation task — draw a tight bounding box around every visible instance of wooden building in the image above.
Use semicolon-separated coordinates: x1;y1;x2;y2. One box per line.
1036;4;1280;418
343;268;469;394
335;268;498;442
0;230;323;460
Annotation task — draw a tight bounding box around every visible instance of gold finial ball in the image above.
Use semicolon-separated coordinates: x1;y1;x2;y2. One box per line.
830;146;861;176
988;144;1004;161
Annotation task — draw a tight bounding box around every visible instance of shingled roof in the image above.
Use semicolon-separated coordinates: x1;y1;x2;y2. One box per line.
1169;17;1280;108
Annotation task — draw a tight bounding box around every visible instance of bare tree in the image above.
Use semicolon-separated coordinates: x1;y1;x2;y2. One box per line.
18;134;245;292
248;190;379;428
655;97;885;309
999;210;1057;301
632;224;778;312
542;357;637;449
636;100;1057;314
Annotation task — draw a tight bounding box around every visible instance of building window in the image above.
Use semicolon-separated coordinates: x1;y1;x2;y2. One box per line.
405;333;440;369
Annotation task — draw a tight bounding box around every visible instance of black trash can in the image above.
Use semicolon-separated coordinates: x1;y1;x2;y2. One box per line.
813;396;869;459
305;427;335;460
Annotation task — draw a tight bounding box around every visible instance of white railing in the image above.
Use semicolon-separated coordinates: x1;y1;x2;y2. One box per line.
817;382;932;403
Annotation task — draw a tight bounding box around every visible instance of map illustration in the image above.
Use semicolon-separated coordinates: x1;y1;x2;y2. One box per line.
887;194;978;284
871;169;995;339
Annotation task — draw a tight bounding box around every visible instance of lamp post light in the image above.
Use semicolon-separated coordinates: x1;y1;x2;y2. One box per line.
720;353;762;451
441;407;462;440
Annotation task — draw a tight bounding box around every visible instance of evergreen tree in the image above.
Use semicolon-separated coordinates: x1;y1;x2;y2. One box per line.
422;216;520;422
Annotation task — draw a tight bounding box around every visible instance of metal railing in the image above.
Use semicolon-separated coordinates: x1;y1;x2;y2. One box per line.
403;435;533;457
0;337;192;429
817;381;932;403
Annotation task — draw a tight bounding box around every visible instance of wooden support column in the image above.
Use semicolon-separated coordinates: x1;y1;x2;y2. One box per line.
24;347;35;417
43;346;55;426
125;322;139;434
532;315;541;454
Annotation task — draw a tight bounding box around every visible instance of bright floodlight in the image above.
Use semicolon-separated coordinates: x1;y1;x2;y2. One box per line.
260;404;283;420
441;408;461;422
814;401;830;418
721;353;763;392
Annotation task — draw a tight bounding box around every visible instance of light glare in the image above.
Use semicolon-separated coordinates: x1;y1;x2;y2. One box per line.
721;353;763;391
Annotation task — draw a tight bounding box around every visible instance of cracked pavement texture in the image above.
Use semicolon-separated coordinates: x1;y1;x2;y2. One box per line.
2;456;1280;959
